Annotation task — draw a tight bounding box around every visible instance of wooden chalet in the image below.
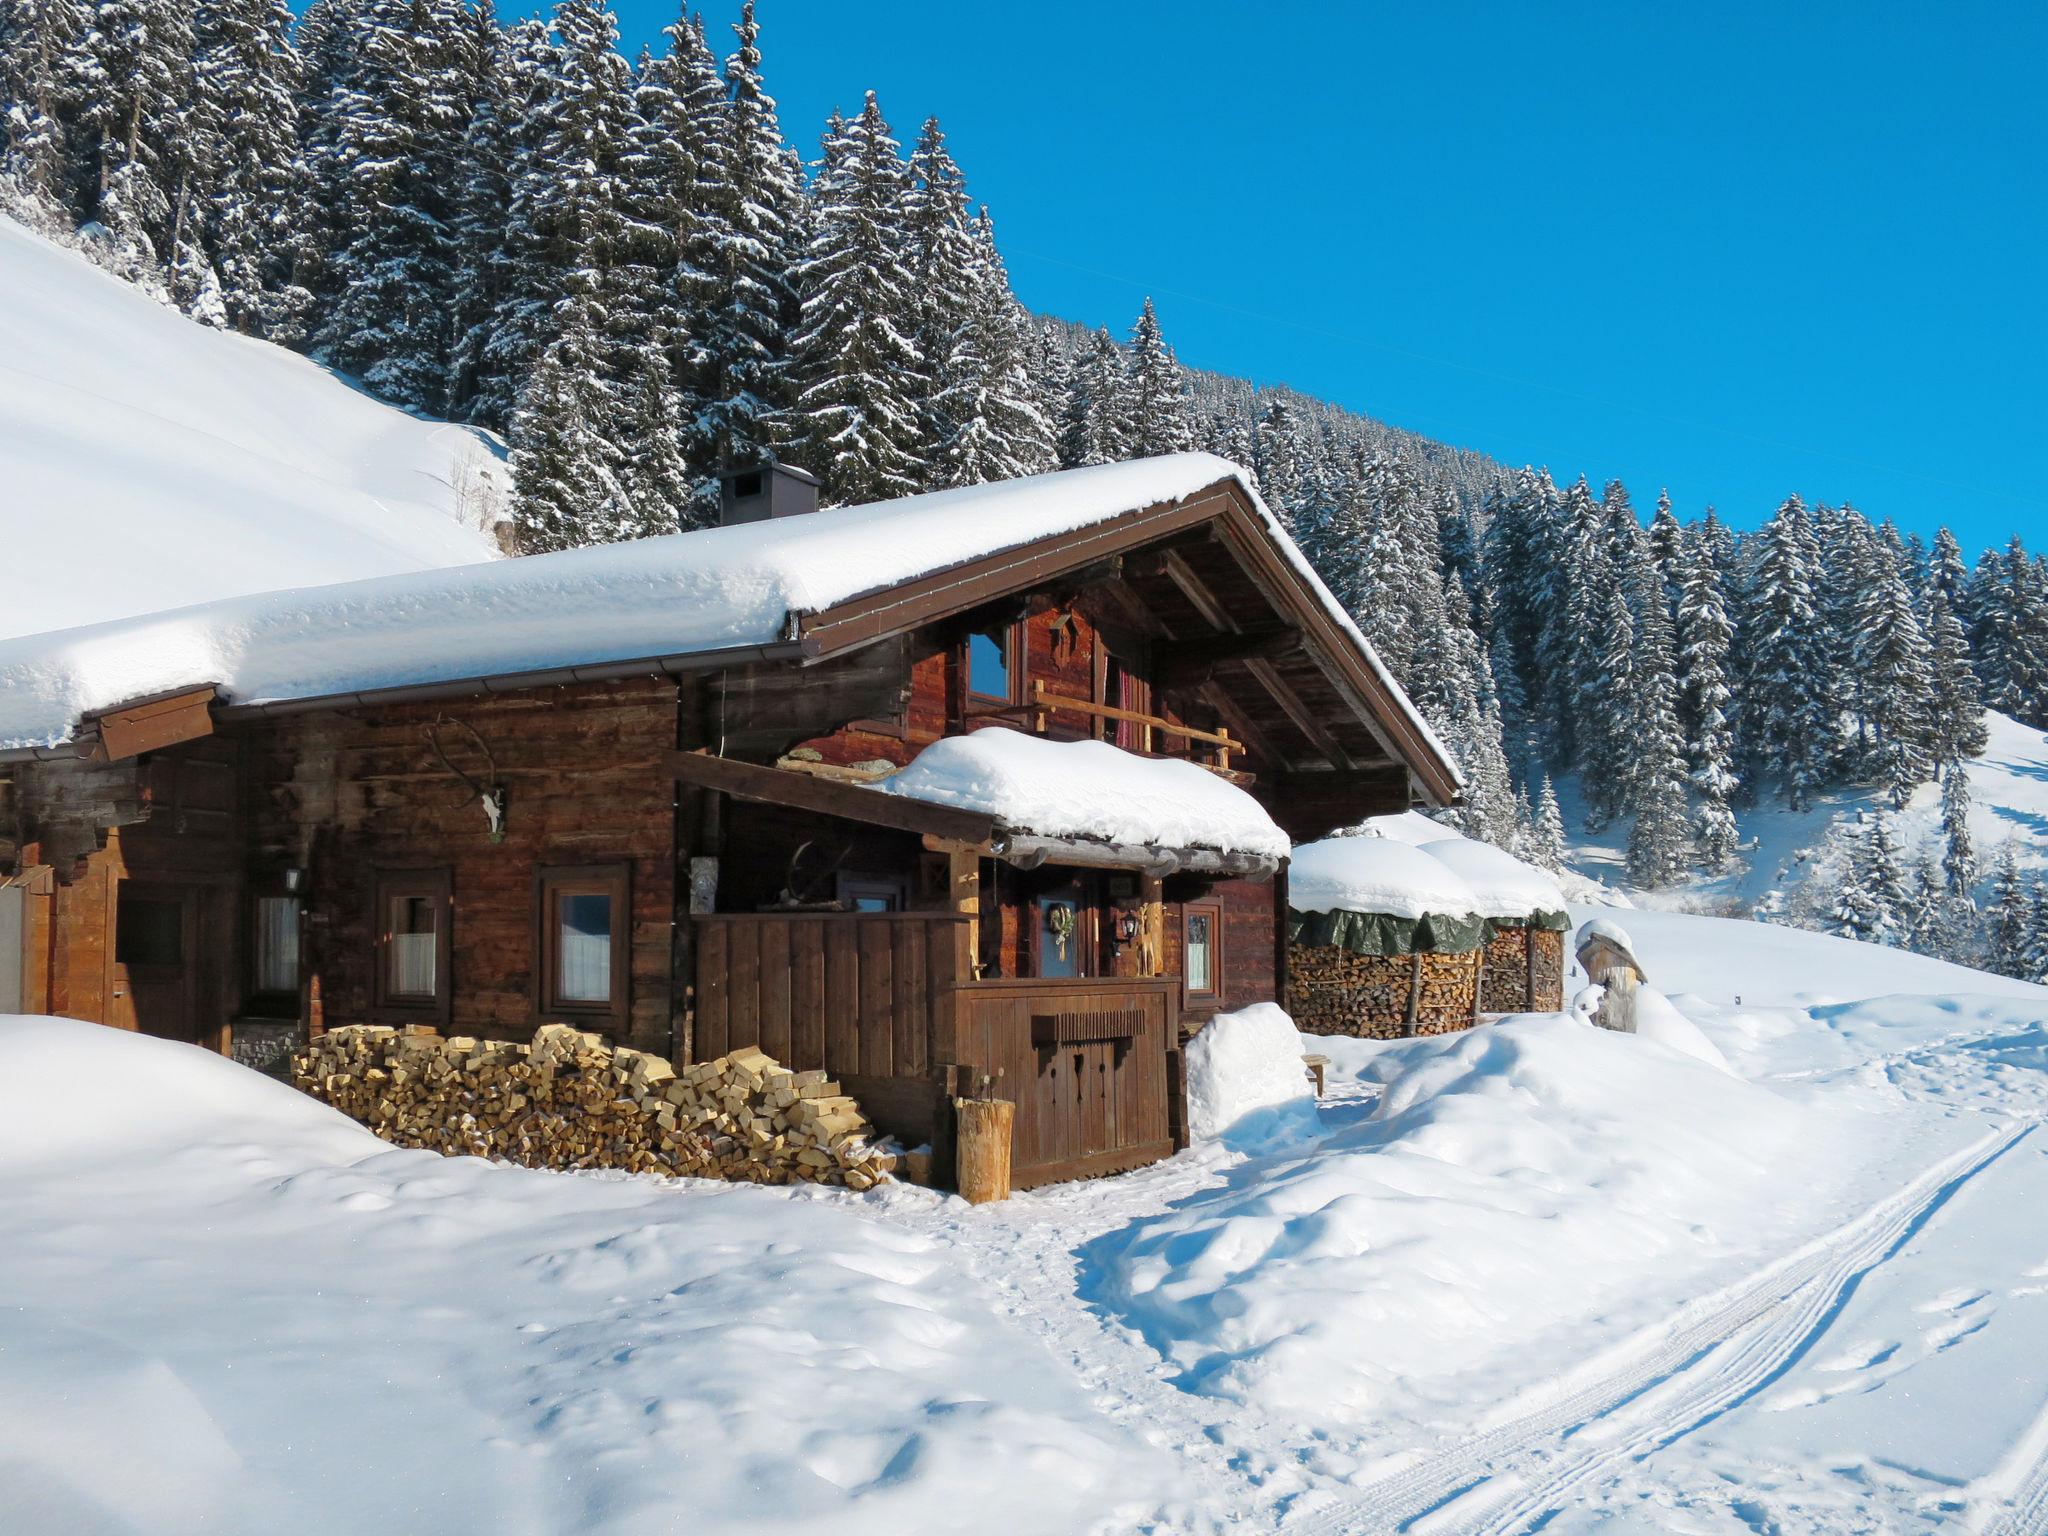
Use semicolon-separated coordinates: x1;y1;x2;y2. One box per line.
0;454;1461;1188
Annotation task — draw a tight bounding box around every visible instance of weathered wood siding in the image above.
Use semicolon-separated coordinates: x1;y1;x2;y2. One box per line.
250;679;679;1054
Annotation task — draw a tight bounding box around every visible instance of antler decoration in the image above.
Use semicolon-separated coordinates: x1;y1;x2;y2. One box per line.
780;838;851;907
425;716;507;843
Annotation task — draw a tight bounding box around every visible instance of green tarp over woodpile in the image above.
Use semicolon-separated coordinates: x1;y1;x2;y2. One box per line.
1287;908;1569;959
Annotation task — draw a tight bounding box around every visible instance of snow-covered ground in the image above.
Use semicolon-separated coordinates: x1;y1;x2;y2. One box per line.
4;910;2046;1533
1559;709;2048;917
0;214;505;641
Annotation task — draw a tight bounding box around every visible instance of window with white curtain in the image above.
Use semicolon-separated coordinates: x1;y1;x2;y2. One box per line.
537;865;628;1023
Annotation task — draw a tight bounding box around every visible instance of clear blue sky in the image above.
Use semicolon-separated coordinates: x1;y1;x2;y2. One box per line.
587;2;2045;550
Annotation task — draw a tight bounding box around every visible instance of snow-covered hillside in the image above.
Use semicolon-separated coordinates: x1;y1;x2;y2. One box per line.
1558;708;2048;919
5;907;2048;1533
0;216;506;640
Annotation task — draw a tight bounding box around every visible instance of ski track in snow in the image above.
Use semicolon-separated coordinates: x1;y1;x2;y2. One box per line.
1972;1388;2048;1536
1280;1119;2037;1536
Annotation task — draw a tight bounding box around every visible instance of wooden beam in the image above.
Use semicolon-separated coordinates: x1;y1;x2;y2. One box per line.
1152;623;1301;690
1244;657;1356;772
665;750;999;844
1159;549;1233;631
87;685;218;762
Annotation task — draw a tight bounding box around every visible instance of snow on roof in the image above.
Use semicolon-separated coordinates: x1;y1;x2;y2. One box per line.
1288;821;1565;920
1416;837;1567;919
1286;834;1482;921
876;727;1289;858
0;453;1453;785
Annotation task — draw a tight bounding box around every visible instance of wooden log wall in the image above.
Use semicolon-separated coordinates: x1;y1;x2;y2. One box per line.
248;678;679;1056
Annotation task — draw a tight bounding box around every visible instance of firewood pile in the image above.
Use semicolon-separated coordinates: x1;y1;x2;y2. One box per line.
1287;944;1480;1039
1530;929;1565;1011
292;1023;896;1190
1480;927;1531;1013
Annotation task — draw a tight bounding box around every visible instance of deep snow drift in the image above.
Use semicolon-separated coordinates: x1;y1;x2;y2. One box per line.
0;1016;1162;1536
6;909;2048;1534
0;214;504;641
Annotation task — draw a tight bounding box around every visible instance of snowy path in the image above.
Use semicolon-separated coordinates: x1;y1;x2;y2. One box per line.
1270;1119;2034;1533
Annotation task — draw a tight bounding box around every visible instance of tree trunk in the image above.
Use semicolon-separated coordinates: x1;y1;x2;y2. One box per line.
954;1096;1015;1204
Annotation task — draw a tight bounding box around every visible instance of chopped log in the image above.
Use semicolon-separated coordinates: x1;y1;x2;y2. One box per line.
953;1097;1015;1205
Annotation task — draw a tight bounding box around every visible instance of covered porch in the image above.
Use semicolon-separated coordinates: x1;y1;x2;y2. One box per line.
672;730;1287;1188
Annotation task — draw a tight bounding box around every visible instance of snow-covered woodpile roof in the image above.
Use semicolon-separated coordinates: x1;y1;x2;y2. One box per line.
1288;817;1566;920
877;728;1289;865
0;455;1457;800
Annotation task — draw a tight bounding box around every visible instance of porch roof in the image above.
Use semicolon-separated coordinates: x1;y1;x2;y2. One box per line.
879;728;1290;865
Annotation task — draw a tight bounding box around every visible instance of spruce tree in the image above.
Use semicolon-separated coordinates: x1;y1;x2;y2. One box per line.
1060;327;1133;468
930;210;1055;486
790;91;926;502
1530;776;1567;874
1740;494;1833;809
1126;297;1192;456
1853;554;1936;806
1;0;88;208
510;289;627;550
902;113;974;475
1986;843;2033;978
695;0;802;477
189;0;302;334
1675;535;1740;867
1940;759;1977;902
1834;812;1908;947
67;0;196;269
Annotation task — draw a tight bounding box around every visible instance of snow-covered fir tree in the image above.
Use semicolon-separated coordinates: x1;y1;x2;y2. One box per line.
188;0;302;334
1528;776;1567;874
510;288;627;550
692;0;801;484
789;91;925;503
1125;297;1191;456
929;210;1055;486
67;0;195;269
1674;532;1740;867
1985;843;2033;979
1851;551;1936;806
1060;326;1133;468
2;0;88;207
1833;812;1909;947
1940;760;1977;903
1741;494;1833;809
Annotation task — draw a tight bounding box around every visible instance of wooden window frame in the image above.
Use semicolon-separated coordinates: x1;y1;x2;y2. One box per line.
1181;898;1224;1007
533;863;631;1027
371;868;453;1025
837;872;909;912
243;878;302;1020
963;618;1024;712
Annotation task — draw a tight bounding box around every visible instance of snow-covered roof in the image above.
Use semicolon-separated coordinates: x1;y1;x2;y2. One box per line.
0;454;1455;786
1286;834;1482;921
1417;837;1567;919
1287;820;1565;920
877;728;1289;859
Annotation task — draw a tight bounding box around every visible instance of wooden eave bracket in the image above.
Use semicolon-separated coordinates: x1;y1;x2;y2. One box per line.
80;683;221;762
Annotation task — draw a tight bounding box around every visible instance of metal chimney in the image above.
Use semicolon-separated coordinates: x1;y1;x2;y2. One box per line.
718;460;822;526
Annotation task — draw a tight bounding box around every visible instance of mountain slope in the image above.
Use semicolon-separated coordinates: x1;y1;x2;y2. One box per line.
0;217;506;641
1558;709;2048;921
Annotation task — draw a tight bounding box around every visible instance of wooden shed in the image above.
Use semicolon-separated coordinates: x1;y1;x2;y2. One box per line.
0;454;1464;1190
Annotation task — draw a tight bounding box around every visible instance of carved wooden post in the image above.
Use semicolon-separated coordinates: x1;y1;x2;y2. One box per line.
1575;923;1647;1035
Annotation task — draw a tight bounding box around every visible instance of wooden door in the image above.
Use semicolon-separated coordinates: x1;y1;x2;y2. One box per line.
1039;1038;1120;1160
108;881;204;1044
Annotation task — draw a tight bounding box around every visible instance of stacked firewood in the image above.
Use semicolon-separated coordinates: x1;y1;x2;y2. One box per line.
1529;929;1566;1012
292;1024;895;1190
1287;944;1480;1039
1479;927;1532;1013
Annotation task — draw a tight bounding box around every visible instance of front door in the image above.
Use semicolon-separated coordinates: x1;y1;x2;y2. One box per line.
108;881;204;1044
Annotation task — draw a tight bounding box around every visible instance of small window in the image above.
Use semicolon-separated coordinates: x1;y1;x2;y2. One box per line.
536;864;629;1023
1182;900;1223;1005
253;895;300;996
732;470;763;499
373;869;451;1021
967;625;1014;702
838;874;907;913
